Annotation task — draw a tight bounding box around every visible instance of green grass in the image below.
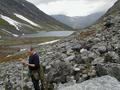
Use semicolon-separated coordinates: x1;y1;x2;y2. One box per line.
0;18;9;25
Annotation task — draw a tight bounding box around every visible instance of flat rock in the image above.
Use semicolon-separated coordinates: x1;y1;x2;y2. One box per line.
58;76;120;90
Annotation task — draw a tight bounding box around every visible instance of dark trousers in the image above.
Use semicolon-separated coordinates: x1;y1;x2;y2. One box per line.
31;77;40;90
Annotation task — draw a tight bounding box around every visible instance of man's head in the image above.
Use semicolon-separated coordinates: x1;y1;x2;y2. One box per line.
27;47;35;56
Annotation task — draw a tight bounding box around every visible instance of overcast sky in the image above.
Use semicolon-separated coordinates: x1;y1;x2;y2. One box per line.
27;0;117;17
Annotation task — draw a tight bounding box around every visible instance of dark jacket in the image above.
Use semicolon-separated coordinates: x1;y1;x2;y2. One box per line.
28;53;40;70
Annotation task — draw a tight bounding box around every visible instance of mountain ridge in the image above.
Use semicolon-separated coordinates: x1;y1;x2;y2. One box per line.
0;0;72;38
52;12;105;29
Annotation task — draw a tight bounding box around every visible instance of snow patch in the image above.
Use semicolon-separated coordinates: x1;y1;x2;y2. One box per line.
12;34;19;37
38;40;59;46
0;15;20;31
20;49;26;52
14;13;41;28
6;55;12;57
1;29;19;37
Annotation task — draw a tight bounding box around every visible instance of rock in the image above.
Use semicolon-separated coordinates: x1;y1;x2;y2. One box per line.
88;52;98;59
61;54;67;59
80;49;90;60
88;70;96;77
5;80;13;90
80;48;88;53
71;44;81;52
73;68;80;72
66;49;73;55
93;38;101;43
58;76;120;90
82;74;88;79
45;65;52;72
92;57;104;65
23;81;33;90
98;46;107;54
95;63;120;81
104;51;120;63
74;55;84;64
46;52;53;55
64;55;75;62
47;61;73;83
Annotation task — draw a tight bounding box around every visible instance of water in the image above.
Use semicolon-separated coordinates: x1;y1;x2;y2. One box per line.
10;31;75;49
21;31;75;38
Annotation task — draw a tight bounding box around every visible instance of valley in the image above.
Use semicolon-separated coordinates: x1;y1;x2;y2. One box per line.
0;0;120;90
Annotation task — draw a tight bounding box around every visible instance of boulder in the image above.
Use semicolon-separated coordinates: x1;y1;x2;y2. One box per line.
64;55;75;62
92;57;104;65
47;61;73;83
71;44;81;52
58;76;120;90
98;46;107;54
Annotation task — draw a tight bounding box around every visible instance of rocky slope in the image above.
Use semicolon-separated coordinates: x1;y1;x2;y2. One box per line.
0;0;120;90
0;0;72;38
38;0;120;84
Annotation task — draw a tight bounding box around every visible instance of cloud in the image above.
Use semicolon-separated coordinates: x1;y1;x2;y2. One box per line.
27;0;117;4
27;0;117;16
27;0;59;5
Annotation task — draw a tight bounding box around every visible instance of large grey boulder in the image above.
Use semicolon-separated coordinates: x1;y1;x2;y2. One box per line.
47;61;73;83
58;75;120;90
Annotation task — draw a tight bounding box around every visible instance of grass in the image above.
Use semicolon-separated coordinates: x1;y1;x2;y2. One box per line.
0;37;61;46
0;37;62;63
75;29;96;41
0;52;26;63
0;18;9;26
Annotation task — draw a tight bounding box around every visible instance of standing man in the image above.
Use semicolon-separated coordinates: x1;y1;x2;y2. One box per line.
20;47;40;90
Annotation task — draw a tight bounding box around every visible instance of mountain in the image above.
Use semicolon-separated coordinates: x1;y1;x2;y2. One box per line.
0;0;72;38
97;0;120;23
52;12;105;29
0;0;120;90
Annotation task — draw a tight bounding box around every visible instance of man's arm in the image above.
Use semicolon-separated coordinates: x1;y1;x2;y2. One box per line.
24;62;35;67
20;59;35;67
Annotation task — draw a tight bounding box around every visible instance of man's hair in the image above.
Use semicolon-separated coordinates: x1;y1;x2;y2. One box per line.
30;46;34;51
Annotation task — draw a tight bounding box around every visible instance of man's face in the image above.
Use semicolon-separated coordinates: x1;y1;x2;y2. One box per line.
27;49;33;56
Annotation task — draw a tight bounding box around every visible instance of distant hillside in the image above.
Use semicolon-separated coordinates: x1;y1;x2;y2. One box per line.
52;12;105;29
0;0;72;38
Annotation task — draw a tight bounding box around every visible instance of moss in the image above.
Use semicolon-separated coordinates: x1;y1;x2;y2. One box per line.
40;64;49;90
0;18;9;26
0;30;10;36
104;54;113;63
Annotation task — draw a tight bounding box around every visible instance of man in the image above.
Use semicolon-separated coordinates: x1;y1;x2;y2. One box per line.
20;47;40;90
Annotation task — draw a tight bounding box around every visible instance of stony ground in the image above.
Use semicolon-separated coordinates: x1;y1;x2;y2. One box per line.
0;2;120;90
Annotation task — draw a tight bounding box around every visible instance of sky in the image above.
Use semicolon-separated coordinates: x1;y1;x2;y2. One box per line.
26;0;117;17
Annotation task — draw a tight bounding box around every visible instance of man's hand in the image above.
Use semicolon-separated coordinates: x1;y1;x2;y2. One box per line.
18;58;24;61
21;60;28;66
19;58;35;67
